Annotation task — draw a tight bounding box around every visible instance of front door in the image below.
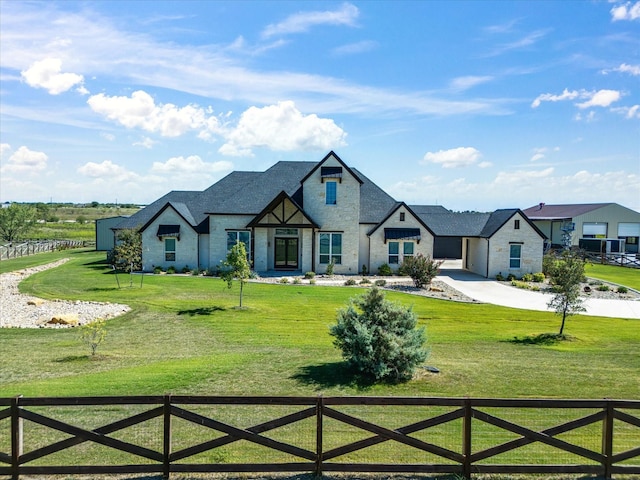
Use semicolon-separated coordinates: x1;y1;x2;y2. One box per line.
275;237;298;269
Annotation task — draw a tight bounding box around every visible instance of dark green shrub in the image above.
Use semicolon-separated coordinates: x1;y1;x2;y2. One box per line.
399;254;442;289
304;271;315;279
181;265;191;274
374;279;386;287
495;273;505;281
360;278;371;285
378;263;392;276
166;265;176;274
153;266;163;274
361;265;368;275
344;279;357;286
506;273;516;281
617;286;628;294
329;287;428;382
597;284;610;292
326;261;335;276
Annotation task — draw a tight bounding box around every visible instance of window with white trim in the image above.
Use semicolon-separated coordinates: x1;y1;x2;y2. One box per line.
325;181;337;205
319;233;342;264
389;241;414;264
227;231;251;258
509;244;522;269
165;238;176;262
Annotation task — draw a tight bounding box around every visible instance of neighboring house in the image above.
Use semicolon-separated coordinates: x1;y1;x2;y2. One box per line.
522;203;640;253
95;216;129;251
115;152;545;277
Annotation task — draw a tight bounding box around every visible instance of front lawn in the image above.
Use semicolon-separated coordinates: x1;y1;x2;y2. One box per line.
585;262;640;290
1;250;638;400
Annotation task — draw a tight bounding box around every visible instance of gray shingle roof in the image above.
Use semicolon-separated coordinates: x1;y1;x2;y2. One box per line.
352;168;398;224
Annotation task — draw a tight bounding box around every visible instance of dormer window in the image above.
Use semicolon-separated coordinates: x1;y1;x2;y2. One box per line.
321;166;342;182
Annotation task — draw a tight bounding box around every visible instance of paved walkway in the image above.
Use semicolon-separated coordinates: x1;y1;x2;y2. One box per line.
436;266;640;320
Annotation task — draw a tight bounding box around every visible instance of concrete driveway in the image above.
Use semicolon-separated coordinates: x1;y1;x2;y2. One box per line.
436;262;640;320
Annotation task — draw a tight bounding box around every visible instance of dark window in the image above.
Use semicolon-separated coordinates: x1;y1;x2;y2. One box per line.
514;219;520;229
319;233;342;264
165;238;176;262
400;212;405;221
326;181;337;205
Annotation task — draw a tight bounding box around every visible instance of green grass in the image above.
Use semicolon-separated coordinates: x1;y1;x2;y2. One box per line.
1;250;638;400
585;262;640;290
1;251;638;470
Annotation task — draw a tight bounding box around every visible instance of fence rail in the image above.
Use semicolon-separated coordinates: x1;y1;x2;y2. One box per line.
1;396;638;479
584;252;640;268
0;241;86;260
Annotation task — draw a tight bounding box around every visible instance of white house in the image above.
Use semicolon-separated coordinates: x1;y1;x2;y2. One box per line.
115;152;546;277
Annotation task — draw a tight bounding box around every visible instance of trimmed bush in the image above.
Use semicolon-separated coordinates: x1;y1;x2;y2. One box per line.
344;279;357;286
166;266;176;274
304;271;315;279
399;254;442;289
597;284;610;292
532;272;545;283
617;286;628;294
521;273;533;282
374;279;386;287
378;263;392;276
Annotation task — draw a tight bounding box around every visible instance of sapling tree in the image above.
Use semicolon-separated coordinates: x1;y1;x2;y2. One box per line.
330;287;428;382
546;250;586;335
220;241;252;308
112;229;142;272
80;320;107;356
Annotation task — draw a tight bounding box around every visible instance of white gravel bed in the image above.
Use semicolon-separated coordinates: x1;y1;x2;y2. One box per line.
1;259;131;329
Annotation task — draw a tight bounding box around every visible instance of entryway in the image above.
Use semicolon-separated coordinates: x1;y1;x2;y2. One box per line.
275;237;298;269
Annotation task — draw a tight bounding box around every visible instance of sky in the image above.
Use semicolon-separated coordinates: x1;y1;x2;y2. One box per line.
1;0;639;213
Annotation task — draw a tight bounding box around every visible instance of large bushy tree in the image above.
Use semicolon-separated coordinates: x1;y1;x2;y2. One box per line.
546;250;586;335
0;203;37;242
220;241;252;308
330;287;428;382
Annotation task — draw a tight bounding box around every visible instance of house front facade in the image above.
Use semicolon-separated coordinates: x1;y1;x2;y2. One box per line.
116;152;545;277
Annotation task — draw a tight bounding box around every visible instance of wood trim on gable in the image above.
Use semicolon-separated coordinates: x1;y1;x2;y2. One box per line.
246;191;319;228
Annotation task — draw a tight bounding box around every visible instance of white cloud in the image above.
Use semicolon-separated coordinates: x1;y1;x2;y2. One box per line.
133;137;156;149
219;101;347;157
332;40;377;56
21;58;85;95
77;160;139;182
0;144;11;158
151;155;233;175
0;146;48;174
100;133;116;142
611;104;640;119
602;63;640;76
531;89;579;108
610;1;640;21
449;76;494;92
574;110;597;122
576;89;621;109
87;90;223;138
532;88;622;110
494;167;555;186
262;3;359;38
421;147;482;169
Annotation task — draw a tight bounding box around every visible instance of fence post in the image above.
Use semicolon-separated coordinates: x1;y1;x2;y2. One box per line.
315;395;323;477
163;395;172;480
462;397;472;480
602;400;614;480
11;396;23;480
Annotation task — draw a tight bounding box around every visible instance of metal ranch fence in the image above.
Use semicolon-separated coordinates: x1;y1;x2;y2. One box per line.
1;395;638;479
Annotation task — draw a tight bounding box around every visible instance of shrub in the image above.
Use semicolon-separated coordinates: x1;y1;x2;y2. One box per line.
374;279;386;287
399;254;442;289
293;277;302;284
360;278;371;285
326;261;335;276
191;268;201;276
361;265;368;275
617;286;628;294
304;271;315;279
309;279;316;285
378;263;392;276
495;273;505;281
597;284;610;292
522;273;533;282
279;277;290;284
506;273;516;281
511;280;531;290
153;266;163;274
166;265;176;274
532;272;545;283
181;266;191;274
329;287;428;382
344;279;357;286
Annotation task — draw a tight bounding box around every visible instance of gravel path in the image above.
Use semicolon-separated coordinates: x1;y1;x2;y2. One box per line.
0;259;131;328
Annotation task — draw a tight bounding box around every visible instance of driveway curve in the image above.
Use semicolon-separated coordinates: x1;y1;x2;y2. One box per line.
436;267;640;320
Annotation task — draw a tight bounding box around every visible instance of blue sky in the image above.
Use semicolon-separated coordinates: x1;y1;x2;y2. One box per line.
1;0;638;212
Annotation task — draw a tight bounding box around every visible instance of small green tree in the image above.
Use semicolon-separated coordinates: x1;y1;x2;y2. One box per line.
546;250;586;335
0;203;37;242
80;320;107;356
399;254;442;288
330;287;428;382
112;229;142;272
220;241;252;308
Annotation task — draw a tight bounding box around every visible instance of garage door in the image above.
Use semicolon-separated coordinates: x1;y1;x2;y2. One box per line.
583;223;607;237
618;223;640;237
